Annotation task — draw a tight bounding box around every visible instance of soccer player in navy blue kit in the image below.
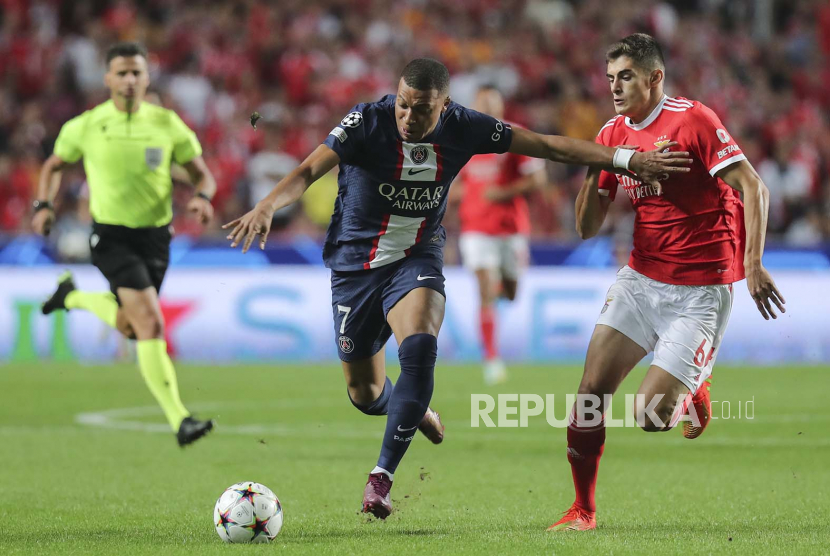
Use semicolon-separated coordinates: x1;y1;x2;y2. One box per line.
225;59;691;519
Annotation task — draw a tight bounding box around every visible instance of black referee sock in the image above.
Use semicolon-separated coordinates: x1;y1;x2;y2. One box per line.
376;333;437;475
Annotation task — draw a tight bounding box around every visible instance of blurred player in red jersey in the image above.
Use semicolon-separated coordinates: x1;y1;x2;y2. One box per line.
549;34;786;532
456;85;547;384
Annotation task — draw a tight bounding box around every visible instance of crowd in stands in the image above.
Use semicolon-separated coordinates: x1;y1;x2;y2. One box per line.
1;0;829;262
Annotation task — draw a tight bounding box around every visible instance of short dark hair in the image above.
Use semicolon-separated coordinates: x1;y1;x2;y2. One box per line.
401;58;450;95
606;33;665;71
106;42;148;65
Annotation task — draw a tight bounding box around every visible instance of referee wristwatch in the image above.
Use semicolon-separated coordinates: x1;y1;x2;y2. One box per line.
32;199;54;213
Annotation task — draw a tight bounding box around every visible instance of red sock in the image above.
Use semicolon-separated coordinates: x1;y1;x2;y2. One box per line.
480;305;497;360
566;410;605;513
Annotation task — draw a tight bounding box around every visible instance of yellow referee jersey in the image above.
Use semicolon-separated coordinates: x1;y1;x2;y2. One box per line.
53;99;202;228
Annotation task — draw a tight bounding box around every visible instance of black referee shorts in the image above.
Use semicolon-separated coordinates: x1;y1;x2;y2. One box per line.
89;222;172;301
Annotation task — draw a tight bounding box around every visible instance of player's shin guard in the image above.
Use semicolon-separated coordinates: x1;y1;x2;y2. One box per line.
566;408;606;513
136;339;190;431
376;334;437;474
480;305;497;360
349;377;393;416
65;291;118;328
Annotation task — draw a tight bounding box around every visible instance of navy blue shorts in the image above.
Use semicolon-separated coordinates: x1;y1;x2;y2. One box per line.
330;252;446;362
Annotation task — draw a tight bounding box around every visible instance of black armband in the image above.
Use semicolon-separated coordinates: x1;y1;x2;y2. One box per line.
32;199;54;213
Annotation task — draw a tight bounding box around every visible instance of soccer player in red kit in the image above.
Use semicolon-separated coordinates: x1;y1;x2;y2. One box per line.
549;34;786;531
226;58;692;520
457;85;547;384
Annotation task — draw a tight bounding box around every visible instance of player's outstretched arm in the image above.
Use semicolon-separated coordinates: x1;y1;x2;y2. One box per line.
575;167;613;239
32;154;69;236
717;160;786;320
224;144;340;253
508;127;691;185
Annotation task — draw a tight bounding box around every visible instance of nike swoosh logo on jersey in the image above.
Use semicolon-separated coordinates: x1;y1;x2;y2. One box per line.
397;424;418;432
416;275;437;281
407;168;429;175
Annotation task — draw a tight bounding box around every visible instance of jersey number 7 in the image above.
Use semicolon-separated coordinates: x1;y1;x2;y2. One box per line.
337;305;352;334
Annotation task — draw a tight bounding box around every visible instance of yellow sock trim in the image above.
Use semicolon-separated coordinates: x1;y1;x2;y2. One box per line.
65;291;118;328
136;339;190;431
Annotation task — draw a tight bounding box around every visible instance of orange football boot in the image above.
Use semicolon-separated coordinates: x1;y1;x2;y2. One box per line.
547;505;597;531
683;376;712;439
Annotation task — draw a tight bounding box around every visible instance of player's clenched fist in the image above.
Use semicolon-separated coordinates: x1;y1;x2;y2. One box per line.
31;207;56;236
223;202;274;253
187;195;214;225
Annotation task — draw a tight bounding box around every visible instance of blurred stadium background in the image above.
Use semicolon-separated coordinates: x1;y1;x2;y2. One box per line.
1;0;829;365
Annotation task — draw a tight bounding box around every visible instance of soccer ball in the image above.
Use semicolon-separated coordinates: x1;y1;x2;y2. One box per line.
213;482;283;543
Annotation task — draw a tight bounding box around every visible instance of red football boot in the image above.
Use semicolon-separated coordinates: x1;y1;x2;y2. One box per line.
547;504;597;531
683;376;713;439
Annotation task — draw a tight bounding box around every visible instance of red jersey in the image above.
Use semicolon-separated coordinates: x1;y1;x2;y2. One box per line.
597;96;746;285
458;151;544;235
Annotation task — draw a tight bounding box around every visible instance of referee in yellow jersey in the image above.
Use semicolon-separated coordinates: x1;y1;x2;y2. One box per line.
32;42;216;447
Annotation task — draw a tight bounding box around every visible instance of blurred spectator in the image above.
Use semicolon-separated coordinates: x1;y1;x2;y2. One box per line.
301;168;339;235
758;140;814;232
245;122;300;230
785;205;827;246
167;54;212;127
0;0;827;260
52;188;92;262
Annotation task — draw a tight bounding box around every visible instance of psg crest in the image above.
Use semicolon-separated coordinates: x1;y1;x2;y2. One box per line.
410;145;429;165
338;335;354;353
340;112;363;128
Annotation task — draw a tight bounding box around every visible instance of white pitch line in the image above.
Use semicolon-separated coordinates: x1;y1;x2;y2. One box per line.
74;403;382;439
70;404;830;448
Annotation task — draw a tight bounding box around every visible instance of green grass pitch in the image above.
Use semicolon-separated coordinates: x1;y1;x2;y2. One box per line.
1;362;828;554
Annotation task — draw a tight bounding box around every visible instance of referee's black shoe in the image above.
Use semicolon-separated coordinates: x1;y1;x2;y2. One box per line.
42;271;76;315
177;416;215;447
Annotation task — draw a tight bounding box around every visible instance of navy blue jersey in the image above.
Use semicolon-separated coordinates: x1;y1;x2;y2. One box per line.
322;94;513;270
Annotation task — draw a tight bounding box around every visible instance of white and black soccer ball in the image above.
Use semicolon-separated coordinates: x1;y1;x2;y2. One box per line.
213;481;283;543
340;111;363;128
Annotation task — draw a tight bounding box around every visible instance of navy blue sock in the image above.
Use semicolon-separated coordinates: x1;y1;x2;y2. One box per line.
376;333;437;474
349;377;393;416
